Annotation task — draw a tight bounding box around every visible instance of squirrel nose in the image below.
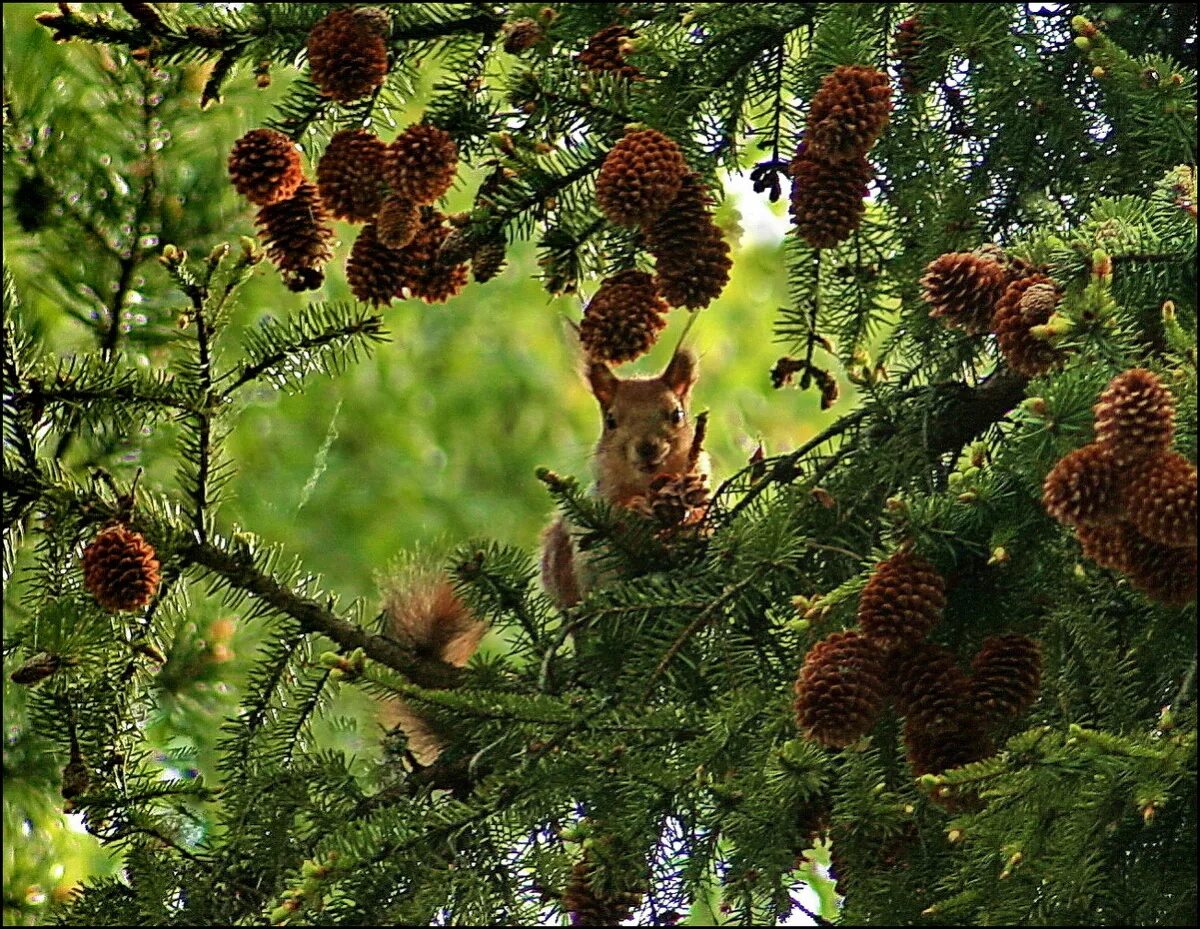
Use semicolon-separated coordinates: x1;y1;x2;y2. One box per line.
636;440;661;461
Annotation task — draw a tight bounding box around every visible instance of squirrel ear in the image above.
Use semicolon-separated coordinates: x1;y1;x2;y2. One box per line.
586;361;619;409
662;349;698;401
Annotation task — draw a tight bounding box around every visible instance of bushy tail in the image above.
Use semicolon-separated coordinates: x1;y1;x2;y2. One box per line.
378;562;487;764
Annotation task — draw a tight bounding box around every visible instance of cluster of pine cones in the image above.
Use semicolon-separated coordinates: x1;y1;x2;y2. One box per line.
1043;368;1197;606
794;549;1042;780
789;65;891;249
921;246;1068;377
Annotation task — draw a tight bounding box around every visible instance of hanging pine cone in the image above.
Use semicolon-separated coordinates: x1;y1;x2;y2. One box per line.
228;128;303;206
347;223;406;306
10;652;67;686
894;17;928;93
306;7;390;103
316;128;388;222
1125;451;1197;549
903;716;993;777
920;251;1009;334
82;524;161;612
578;25;641;80
1123;526;1198;607
971;634;1042;725
1076;521;1137;573
805;65;892;162
1042;442;1124;527
991;274;1065;378
255;181;333;292
386;123;458;206
857;549;947;651
788;145;873;249
794;630;888;749
643;173;732;309
470;240;507;283
579;269;669;365
596;128;689;228
561;859;644;927
376;195;420;249
891;642;971;734
400;211;470;304
1093;368;1176;462
502;17;545;54
637;471;711;529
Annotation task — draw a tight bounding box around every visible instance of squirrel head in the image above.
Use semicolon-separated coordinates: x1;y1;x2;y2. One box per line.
587;349;699;503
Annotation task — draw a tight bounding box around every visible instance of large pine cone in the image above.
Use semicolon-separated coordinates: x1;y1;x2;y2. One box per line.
1042;442;1124;527
1123;527;1198;607
794;630;888;748
306;7;390;103
386;123;459;206
1076;521;1137;573
254;181;333;292
857;549;946;651
347;223;407;306
228;128;303;206
596;128;689;227
579;269;668;364
788;144;873;249
317;128;388;222
643;174;732;309
805;65;892;162
577;24;641;80
970;634;1042;725
1093;368;1176;463
991;275;1065;377
892;642;971;734
403;212;470;303
82;525;161;612
1125;451;1197;549
903;716;993;776
376;195;420;249
920;251;1009;334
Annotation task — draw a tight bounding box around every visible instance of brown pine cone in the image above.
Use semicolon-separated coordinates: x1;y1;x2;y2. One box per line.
10;652;66;686
82;525;161;612
1123;526;1198;607
577;25;641;80
794;630;888;748
1076;521;1137;573
471;240;508;283
1042;442;1124;527
400;211;470;304
596;128;689;227
255;181;333;292
643;173;732;309
562;859;644;927
788;144;873;249
228;128;303;206
903;716;993;776
894;17;928;93
920;251;1009;334
891;642;970;734
640;471;710;528
306;7;389;103
502;17;545;54
857;549;947;651
386;123;458;206
970;634;1042;725
1124;451;1197;549
347;223;407;306
579;269;669;364
991;274;1066;377
376;195;420;249
806;65;892;162
1093;369;1176;463
316;128;388;222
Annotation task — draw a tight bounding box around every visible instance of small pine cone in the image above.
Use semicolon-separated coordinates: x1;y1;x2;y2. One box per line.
972;243;1035;286
436;226;476;267
894;17;927;93
61;755;91;802
1076;521;1137;573
991;275;1066;378
306;7;389;103
316;129;388;222
376;195;420;249
255;181;333;292
82;525;161;612
806;65;892;162
397;211;469;304
903;716;993;776
642;471;710;528
228;128;303;206
794;630;888;749
970;634;1042;725
788;145;873;249
122;3;164;34
579;269;669;364
471;241;507;283
1042;442;1124;527
1093;369;1176;463
596;128;689;228
1124;451;1197;548
857;550;947;651
386;124;458;206
502;17;545;54
347;223;407;306
644;174;732;309
1123;525;1198;607
578;25;641;80
891;642;970;734
562;860;644;927
11;652;66;686
920;252;1009;334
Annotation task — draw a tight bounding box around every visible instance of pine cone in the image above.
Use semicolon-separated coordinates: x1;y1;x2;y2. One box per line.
857;549;947;651
502;17;545;54
892;642;970;734
794;630;888;748
1093;368;1176;463
920;251;1009;334
1042;442;1124;527
316;128;388;222
255;181;333;292
399;211;470;304
82;525;161;612
806;65;892;162
1076;521;1137;573
1125;451;1197;549
970;634;1042;725
1123;526;1198;607
11;652;66;686
579;269;668;364
991;274;1065;377
471;240;507;283
643;174;732;309
386;123;458;206
788;145;873;249
376;195;420;249
562;860;644;927
228;128;303;206
306;7;389;103
903;716;993;776
578;25;641;80
639;471;710;528
347;223;407;306
596;128;689;227
894;17;928;93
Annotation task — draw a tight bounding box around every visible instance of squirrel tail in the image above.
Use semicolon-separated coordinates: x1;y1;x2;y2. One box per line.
378;561;487;764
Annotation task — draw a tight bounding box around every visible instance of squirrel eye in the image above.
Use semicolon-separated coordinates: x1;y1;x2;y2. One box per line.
668;407;685;425
604;412;618;430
